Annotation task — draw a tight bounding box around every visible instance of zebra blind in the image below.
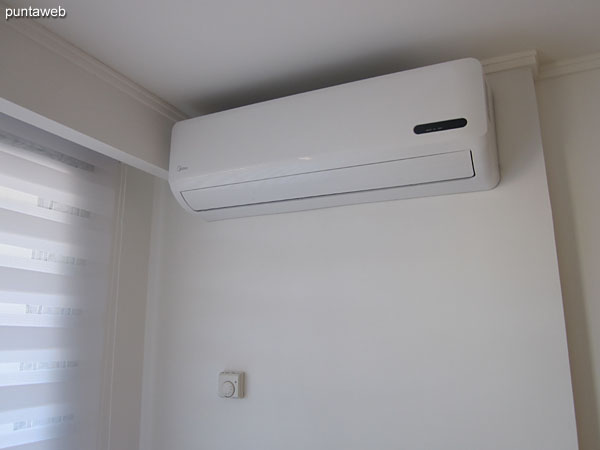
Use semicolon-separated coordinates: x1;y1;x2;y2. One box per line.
0;114;120;450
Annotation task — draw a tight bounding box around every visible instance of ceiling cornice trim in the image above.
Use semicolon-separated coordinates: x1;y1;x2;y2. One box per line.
2;11;189;122
538;52;600;80
481;50;539;77
481;49;600;80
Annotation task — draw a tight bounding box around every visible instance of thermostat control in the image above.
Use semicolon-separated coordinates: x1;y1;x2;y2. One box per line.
218;371;244;398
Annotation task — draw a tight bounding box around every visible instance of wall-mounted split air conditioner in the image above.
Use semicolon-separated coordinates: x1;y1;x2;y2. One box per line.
169;58;499;220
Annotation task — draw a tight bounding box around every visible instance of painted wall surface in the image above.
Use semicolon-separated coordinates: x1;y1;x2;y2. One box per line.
537;68;600;450
140;68;577;450
105;167;155;450
0;20;175;174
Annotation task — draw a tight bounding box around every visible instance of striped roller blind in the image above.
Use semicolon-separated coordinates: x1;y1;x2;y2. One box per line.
0;114;120;450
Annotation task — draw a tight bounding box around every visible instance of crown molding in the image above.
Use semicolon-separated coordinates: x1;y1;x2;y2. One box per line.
481;49;600;80
481;50;539;77
2;11;188;122
538;52;600;80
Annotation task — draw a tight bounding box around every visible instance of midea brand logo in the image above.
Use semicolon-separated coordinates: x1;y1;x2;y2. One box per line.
176;165;189;172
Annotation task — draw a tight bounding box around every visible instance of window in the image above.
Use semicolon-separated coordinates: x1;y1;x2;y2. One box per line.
0;114;120;450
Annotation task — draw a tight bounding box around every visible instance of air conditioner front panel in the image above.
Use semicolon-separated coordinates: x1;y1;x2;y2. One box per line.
181;150;474;212
170;58;487;183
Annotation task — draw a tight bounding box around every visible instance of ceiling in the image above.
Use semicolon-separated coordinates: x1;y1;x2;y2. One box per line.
7;0;600;117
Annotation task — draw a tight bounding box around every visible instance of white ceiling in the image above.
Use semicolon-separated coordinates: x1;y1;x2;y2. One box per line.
8;0;600;116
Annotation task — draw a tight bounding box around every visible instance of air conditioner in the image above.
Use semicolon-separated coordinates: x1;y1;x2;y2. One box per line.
169;58;499;220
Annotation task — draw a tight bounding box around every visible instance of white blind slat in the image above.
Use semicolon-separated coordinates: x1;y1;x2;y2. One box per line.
0;190;112;233
0;138;114;191
0;292;79;309
0;152;115;217
0;348;79;387
0;405;74;449
0;349;77;364
0;314;77;329
0;268;75;296
3;437;66;450
0;367;77;388
0;195;113;233
0;209;112;262
0;254;86;277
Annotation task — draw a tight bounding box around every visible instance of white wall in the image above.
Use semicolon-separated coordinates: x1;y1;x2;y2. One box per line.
103;167;155;450
140;68;577;450
537;68;600;450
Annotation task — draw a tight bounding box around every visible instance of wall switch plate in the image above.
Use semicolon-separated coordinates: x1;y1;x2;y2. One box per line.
218;371;244;398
